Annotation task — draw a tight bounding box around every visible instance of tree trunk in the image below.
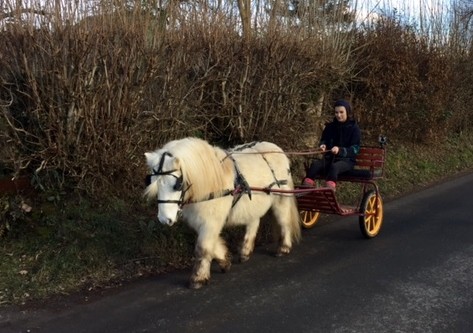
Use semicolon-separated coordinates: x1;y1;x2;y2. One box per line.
237;0;251;40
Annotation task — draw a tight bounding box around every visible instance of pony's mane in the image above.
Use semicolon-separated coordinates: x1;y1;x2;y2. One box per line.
165;138;234;202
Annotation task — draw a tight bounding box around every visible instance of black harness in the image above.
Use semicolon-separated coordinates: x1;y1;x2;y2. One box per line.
146;148;289;208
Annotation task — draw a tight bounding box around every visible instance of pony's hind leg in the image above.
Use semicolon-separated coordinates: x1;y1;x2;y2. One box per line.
272;197;301;257
276;229;292;256
239;219;260;262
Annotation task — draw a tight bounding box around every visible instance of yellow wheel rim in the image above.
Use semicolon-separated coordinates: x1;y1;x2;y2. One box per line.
362;193;383;237
300;210;320;229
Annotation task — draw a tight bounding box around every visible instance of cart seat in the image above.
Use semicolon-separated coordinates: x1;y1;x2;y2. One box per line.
314;146;385;181
338;168;383;180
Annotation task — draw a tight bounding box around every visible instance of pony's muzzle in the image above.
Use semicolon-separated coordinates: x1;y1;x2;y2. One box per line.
158;208;182;226
156;200;183;226
158;215;176;226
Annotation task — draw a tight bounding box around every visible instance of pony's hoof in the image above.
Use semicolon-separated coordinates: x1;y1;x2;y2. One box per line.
218;259;232;273
276;246;291;257
217;253;232;273
189;279;208;290
239;254;250;263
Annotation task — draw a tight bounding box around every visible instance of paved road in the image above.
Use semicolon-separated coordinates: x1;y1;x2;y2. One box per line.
1;173;473;333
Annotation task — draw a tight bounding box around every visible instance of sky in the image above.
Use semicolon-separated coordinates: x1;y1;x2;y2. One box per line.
357;0;451;22
2;0;453;29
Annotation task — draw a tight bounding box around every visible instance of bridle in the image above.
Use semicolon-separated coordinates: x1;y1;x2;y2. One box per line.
149;152;188;207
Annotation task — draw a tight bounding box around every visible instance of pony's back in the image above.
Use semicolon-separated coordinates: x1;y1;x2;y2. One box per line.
230;141;294;189
229;141;301;244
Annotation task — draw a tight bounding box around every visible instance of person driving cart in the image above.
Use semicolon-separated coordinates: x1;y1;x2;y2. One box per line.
302;99;361;191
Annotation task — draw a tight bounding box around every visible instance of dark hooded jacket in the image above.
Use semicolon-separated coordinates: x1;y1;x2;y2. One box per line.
319;118;361;163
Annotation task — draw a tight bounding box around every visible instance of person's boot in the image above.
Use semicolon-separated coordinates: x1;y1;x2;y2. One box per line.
325;180;336;191
302;178;315;186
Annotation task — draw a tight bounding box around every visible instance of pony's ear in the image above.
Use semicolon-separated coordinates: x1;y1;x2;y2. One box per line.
172;156;181;171
144;152;158;165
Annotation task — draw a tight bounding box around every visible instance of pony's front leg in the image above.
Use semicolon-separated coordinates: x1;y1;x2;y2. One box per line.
214;236;232;273
190;236;231;289
190;244;212;289
240;220;260;262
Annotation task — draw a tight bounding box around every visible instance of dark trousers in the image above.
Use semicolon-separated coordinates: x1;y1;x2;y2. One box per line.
306;158;355;182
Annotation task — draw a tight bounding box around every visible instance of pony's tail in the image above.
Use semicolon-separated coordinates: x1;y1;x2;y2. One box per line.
290;202;302;244
286;177;302;243
144;181;158;200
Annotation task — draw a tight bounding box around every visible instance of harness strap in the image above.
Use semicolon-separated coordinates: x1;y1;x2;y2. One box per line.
184;188;234;205
153;152;173;174
226;154;252;207
265;179;288;192
232;141;258;151
157;199;182;204
260;154;284;188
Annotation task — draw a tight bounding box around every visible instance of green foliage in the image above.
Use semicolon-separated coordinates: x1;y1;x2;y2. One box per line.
0;196;23;238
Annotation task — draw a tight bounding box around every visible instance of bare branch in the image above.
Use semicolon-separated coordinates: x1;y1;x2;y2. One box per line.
0;9;49;21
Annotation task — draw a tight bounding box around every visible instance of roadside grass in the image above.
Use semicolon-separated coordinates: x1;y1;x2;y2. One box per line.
0;201;195;305
380;132;473;198
335;132;473;204
1;132;473;306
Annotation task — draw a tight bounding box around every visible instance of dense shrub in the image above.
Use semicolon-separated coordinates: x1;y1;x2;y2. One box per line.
0;11;352;198
0;4;472;201
351;17;462;142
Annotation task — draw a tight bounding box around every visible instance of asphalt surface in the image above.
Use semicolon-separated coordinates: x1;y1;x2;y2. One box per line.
1;172;472;333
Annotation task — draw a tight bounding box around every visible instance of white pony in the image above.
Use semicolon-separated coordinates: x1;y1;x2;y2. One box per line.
144;137;301;289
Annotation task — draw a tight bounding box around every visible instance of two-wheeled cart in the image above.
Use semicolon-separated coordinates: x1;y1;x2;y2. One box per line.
295;144;386;238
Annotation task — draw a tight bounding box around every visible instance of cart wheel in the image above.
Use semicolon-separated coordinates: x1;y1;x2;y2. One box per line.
359;190;383;238
300;210;320;229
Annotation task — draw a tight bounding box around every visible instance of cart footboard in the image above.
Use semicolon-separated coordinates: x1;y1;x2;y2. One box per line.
296;188;358;216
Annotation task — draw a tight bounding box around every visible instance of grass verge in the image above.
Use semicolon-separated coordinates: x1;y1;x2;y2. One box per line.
0;201;195;306
380;132;473;198
1;132;473;306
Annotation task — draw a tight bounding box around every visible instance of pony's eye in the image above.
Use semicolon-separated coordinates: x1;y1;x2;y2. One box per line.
173;176;183;191
144;175;152;186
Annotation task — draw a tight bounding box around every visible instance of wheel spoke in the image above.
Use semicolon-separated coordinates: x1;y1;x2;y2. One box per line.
300;210;320;229
359;191;384;238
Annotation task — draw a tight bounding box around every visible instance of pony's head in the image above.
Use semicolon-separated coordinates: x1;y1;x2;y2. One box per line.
144;138;234;226
144;149;185;226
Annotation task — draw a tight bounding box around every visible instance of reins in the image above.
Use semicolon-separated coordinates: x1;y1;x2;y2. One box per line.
222;149;328;161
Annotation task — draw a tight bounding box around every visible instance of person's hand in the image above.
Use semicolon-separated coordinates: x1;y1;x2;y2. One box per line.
331;146;340;154
319;144;326;151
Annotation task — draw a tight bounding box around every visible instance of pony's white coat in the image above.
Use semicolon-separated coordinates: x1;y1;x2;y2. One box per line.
144;137;301;289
